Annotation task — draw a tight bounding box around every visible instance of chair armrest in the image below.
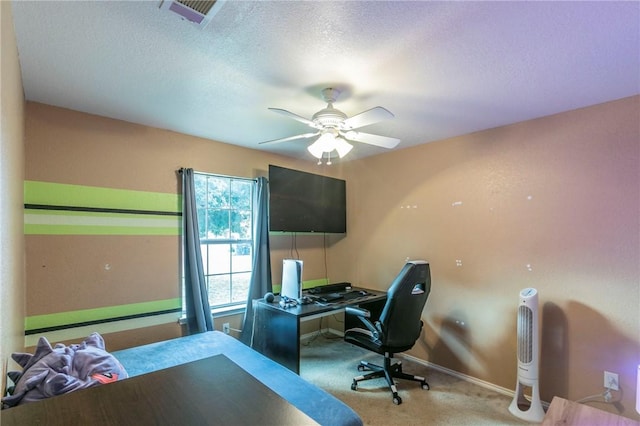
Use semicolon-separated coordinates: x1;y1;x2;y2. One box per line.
345;306;380;340
345;306;370;318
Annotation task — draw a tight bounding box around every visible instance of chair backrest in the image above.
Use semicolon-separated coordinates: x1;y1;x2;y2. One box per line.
377;261;431;349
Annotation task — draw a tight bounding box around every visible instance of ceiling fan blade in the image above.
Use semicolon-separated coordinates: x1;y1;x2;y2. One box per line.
342;106;394;130
341;131;400;149
259;132;319;145
268;108;315;127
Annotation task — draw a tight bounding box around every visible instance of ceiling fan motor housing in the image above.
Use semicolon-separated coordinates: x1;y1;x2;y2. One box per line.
312;105;347;128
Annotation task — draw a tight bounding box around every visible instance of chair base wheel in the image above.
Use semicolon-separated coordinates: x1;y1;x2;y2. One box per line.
349;356;429;405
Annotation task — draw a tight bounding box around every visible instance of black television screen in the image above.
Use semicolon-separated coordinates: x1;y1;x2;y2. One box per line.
269;165;346;233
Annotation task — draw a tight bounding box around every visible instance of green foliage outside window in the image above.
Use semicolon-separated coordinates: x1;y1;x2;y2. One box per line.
193;173;254;308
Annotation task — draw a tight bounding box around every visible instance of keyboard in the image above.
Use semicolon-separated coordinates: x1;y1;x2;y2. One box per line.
341;290;368;300
317;293;344;303
308;282;351;294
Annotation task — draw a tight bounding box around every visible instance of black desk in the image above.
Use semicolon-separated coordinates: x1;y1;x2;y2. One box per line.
252;287;386;374
1;355;317;425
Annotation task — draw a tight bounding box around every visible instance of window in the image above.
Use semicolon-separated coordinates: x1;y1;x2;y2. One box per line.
193;173;254;309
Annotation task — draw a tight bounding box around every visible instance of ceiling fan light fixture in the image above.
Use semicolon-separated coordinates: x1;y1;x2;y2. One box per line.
307;140;326;159
308;132;337;159
334;138;353;158
307;130;352;160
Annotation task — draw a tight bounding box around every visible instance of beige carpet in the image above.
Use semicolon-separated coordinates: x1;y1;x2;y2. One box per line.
299;334;531;426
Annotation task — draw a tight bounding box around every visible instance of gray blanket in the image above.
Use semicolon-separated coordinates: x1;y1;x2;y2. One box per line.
2;332;128;408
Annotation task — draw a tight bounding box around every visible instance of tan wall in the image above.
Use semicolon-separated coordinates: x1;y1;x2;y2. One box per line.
339;96;639;419
18;94;639;419
23;102;346;351
0;0;26;395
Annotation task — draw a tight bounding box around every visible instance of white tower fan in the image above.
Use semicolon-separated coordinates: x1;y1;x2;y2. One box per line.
509;288;545;422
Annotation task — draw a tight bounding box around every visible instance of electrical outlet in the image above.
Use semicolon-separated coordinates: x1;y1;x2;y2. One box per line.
604;371;619;391
222;323;230;334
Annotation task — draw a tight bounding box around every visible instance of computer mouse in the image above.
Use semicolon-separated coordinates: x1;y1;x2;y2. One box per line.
359;290;368;296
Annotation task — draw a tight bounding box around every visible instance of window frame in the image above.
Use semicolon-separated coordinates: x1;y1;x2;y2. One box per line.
185;172;256;314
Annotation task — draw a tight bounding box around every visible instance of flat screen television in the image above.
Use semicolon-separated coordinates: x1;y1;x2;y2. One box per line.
269;165;346;233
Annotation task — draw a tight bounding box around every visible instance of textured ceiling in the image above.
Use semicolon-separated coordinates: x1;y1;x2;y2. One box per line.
11;1;640;162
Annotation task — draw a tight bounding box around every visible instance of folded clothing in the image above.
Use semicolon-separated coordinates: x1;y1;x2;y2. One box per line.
1;332;128;408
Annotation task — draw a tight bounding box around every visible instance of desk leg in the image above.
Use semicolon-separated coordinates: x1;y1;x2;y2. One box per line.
253;304;301;374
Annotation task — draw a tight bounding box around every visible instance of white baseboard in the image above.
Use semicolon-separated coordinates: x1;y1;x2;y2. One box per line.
400;353;514;397
401;352;550;409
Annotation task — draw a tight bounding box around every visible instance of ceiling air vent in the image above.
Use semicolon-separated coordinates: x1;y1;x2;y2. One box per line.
159;0;226;29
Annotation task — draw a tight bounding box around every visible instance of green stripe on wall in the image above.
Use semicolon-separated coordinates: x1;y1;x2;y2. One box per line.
24;224;179;235
24;181;182;235
24;181;181;212
25;298;182;331
25;210;181;235
25;209;178;219
24;313;180;347
302;278;328;290
24;312;181;347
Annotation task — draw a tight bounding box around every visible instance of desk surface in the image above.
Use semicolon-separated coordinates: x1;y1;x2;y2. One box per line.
1;355;318;426
258;286;386;318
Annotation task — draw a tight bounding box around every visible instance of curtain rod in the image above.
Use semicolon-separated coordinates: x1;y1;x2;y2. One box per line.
177;167;258;182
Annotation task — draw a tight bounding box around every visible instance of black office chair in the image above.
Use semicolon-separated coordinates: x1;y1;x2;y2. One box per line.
344;261;431;405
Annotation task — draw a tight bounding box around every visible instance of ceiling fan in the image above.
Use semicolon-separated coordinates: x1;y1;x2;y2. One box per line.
260;88;400;163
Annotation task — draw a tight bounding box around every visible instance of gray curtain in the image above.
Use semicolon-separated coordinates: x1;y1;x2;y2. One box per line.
240;176;272;345
181;168;214;334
